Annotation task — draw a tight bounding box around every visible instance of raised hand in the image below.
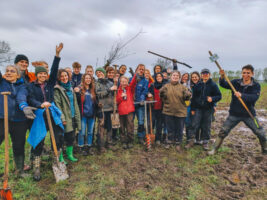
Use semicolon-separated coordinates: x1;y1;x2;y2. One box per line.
56;43;64;57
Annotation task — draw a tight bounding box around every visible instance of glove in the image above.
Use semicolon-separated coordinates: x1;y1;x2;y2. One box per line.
23;106;37;119
129;67;134;76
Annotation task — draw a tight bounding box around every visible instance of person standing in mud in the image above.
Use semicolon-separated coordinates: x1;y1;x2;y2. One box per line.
209;65;267;155
188;69;222;150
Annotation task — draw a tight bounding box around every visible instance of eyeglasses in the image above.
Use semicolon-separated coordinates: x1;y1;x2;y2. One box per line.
6;69;17;73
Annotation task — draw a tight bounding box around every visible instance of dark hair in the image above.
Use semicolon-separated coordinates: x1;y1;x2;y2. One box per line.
81;73;96;102
57;69;70;81
72;62;81;69
242;64;254;73
106;66;115;74
190;71;201;86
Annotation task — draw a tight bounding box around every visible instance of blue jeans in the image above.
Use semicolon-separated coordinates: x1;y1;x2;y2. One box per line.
78;116;95;147
165;115;185;143
134;105;145;138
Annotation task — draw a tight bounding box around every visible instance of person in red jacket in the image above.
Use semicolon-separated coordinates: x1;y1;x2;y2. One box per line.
116;74;137;149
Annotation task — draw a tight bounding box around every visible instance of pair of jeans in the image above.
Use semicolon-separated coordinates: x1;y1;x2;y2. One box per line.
219;115;266;143
153;109;163;141
165;115;185;144
97;111;112;148
190;108;213;143
134;105;145;138
0;120;28;157
78;116;95;147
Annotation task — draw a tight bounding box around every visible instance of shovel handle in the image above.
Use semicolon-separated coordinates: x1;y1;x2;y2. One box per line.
1;92;11;186
45;108;59;158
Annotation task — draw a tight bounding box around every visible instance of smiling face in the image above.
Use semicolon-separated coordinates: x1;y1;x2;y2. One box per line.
120;77;128;88
242;68;253;82
138;65;145;76
84;74;92;86
181;73;189;83
96;71;105;79
107;70;114;79
60;71;69;84
119;66;127;75
156;74;163;83
144;70;150;80
171;72;180;83
37;72;48;83
17;60;28;71
155;66;161;73
86;68;94;76
5;66;20;82
191;73;200;84
73;67;81;75
201;72;210;82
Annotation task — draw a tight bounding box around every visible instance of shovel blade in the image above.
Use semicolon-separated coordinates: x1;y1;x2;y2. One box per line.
0;188;13;200
52;162;69;183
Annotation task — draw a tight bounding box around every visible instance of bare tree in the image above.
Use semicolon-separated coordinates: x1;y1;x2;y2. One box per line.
103;29;144;69
0;41;15;66
254;68;262;81
153;58;172;69
235;70;241;79
212;71;219;83
263;67;267;82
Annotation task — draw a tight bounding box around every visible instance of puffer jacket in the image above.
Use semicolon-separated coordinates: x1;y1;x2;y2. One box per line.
133;75;148;103
190;78;221;111
54;84;81;133
0;74;27;121
160;81;192;117
95;78;114;112
117;75;137;115
220;77;260;117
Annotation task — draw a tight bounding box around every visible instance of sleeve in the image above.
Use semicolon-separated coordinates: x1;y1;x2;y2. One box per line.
211;83;222;103
140;80;149;101
159;85;167;102
190;88;197;111
116;90;123;105
241;83;261;103
173;62;178;70
17;85;29;110
95;82;110;99
53;89;66;122
130;74;137;94
27;84;42;108
48;56;60;87
0;72;3;83
219;77;232;89
73;92;81;130
148;84;154;97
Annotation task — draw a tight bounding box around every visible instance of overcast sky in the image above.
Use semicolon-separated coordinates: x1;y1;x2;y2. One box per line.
1;0;266;73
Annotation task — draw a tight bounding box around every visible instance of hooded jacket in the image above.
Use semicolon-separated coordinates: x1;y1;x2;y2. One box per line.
95;78;114;112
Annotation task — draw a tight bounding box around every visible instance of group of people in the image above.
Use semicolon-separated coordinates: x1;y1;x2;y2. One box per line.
0;43;266;182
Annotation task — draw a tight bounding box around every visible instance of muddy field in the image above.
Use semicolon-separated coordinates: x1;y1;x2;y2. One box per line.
0;106;266;200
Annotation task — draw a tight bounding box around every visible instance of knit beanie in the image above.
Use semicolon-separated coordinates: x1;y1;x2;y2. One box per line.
14;54;29;64
95;67;106;76
35;66;48;76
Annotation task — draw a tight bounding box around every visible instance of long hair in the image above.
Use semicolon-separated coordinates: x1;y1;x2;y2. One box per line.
81;73;96;102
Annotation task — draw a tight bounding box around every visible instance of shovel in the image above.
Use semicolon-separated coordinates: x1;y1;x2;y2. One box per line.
148;103;155;144
144;100;156;150
45;108;69;183
0;92;13;200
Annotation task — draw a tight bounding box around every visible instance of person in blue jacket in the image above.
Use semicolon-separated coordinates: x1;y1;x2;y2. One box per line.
0;64;36;177
27;43;64;181
133;64;149;144
209;65;266;155
189;68;222;150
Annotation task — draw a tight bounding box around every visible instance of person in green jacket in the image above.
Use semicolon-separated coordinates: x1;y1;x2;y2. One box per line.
54;69;81;163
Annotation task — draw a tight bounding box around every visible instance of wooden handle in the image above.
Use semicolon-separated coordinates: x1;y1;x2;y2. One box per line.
149;104;153;135
2;92;10;186
209;51;256;121
45;108;59;158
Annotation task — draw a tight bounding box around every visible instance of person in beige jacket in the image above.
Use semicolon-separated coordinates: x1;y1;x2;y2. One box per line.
160;70;192;151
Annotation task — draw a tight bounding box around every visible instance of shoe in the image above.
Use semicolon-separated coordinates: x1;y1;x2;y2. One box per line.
164;144;170;149
176;145;181;152
156;140;161;145
127;143;133;149
203;143;209;151
260;140;267;155
66;146;78;162
14;155;29;178
185;140;194;150
79;147;88;156
86;146;94;155
208;137;224;155
122;143;128;149
138;137;145;145
33;156;41;181
59;151;67;165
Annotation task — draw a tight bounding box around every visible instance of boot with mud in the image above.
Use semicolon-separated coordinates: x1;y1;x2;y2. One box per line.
259;140;267;155
79;146;88;156
127;142;134;149
33;156;41;181
14;155;28;178
208;137;224;155
59;151;67;165
66;146;78;162
185;139;194;150
175;144;181;152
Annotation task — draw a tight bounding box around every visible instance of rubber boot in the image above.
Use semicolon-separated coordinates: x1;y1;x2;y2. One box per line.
208;137;224;155
66;146;78;162
259;140;267;155
33;156;41;181
59;151;67;165
14;155;28;178
185;139;194;150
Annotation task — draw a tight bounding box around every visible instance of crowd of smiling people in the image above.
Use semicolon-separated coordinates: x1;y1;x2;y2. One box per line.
0;43;266;181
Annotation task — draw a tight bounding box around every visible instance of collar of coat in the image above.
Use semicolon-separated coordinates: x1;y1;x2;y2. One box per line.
54;84;74;105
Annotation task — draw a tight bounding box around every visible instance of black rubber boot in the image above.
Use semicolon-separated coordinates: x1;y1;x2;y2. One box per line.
33;156;41;181
260;140;267;155
14;155;28;178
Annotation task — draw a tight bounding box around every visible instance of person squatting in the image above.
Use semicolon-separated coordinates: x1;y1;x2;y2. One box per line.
0;43;266;181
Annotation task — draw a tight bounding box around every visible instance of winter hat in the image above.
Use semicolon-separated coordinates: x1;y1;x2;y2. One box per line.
95;67;106;76
35;66;48;76
14;54;29;64
162;68;167;73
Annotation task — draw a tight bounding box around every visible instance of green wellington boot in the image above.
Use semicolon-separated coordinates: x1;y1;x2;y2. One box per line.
59;151;68;165
66;146;78;162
